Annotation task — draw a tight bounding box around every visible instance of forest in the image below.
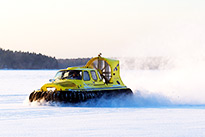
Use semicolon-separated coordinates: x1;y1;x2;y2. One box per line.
0;48;90;69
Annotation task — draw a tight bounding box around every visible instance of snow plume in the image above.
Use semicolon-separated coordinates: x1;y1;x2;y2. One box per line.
118;56;173;70
85;90;173;107
120;51;205;105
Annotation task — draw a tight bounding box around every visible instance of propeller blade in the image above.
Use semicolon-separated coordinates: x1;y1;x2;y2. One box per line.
102;72;111;74
101;65;107;71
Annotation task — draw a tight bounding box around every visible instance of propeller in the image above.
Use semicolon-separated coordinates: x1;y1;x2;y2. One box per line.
91;59;111;83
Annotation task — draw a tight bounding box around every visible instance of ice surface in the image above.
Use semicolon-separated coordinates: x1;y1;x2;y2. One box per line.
0;70;205;137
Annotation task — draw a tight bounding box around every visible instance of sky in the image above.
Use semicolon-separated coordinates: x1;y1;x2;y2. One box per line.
0;0;205;58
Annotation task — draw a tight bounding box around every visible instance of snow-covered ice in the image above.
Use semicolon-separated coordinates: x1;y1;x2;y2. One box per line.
0;70;205;137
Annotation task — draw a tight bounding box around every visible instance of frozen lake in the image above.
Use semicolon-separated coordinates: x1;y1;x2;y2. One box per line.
0;70;205;137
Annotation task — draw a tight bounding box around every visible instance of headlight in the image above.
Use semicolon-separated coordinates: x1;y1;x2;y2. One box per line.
47;87;56;92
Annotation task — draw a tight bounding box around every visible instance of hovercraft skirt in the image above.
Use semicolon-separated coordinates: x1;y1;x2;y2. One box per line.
29;88;133;103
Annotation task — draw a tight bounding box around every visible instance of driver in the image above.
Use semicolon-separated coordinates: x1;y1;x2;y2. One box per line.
70;71;81;79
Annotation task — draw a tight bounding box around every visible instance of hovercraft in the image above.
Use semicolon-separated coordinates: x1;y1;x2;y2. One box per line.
29;55;133;103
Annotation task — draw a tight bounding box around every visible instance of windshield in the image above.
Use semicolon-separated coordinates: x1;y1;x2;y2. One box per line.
54;71;63;80
54;70;82;80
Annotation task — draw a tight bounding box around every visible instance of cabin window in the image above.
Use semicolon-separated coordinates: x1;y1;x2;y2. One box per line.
97;71;102;80
83;71;90;81
91;70;97;81
59;70;82;80
54;71;64;80
68;70;82;80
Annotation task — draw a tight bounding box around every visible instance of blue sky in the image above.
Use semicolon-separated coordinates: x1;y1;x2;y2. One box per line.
0;0;205;58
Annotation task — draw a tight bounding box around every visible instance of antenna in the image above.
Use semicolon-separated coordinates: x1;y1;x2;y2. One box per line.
98;53;102;57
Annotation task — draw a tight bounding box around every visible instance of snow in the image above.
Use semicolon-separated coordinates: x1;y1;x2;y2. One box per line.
0;70;205;136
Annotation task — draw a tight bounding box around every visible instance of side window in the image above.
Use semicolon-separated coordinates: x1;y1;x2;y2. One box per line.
83;71;90;81
97;71;102;80
91;71;97;81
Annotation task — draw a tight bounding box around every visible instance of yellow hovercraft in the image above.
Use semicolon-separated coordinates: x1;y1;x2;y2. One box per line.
29;55;133;103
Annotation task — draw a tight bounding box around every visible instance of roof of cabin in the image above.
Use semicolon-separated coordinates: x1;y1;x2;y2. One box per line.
59;67;95;72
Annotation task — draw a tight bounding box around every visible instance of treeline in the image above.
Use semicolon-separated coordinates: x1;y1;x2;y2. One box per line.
0;48;90;69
